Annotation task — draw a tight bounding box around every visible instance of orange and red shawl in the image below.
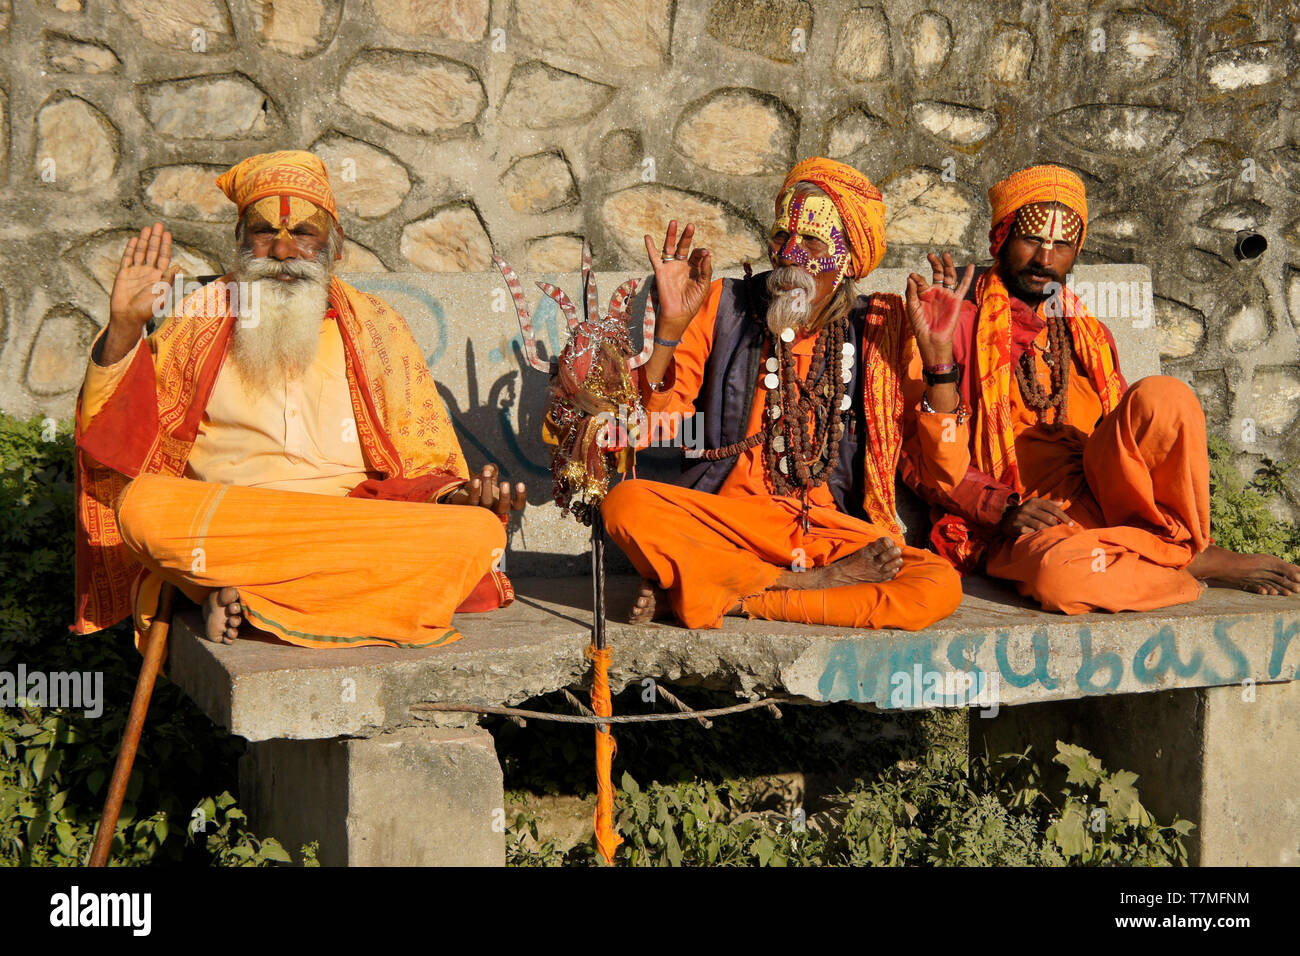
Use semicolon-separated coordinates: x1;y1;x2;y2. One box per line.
931;268;1125;572
72;276;511;635
859;293;912;537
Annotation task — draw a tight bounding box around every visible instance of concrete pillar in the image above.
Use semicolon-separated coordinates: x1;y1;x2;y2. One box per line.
970;680;1300;866
239;724;506;866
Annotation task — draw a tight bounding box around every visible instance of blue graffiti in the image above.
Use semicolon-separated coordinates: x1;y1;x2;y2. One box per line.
1131;625;1203;682
1201;618;1248;684
491;290;564;364
1268;617;1300;680
995;629;1060;690
1075;628;1123;694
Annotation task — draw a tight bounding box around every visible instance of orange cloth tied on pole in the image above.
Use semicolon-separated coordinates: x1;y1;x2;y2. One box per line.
215;150;341;228
780;158;886;278
586;644;623;864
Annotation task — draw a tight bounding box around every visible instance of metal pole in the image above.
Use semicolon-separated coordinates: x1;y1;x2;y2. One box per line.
591;509;606;650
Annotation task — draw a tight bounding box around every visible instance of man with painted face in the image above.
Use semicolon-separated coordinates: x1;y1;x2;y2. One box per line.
601;157;963;630
74;150;525;650
901;164;1300;612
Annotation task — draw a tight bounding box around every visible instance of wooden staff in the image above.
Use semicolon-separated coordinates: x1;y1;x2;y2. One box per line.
88;581;177;867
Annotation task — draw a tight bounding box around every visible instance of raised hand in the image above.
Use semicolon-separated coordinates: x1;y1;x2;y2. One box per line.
451;464;527;517
99;223;181;365
643;220;712;342
905;252;974;367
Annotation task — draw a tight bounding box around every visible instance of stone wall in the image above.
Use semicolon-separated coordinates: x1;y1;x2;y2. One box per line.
2;0;1298;510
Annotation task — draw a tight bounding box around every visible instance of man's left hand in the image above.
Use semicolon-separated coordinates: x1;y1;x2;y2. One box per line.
450;464;527;516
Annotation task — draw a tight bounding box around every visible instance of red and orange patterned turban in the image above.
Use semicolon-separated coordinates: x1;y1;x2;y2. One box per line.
780;158;887;278
987;164;1088;257
216;150;340;226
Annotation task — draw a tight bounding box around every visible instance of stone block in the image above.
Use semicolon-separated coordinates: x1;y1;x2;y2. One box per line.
240;724;505;866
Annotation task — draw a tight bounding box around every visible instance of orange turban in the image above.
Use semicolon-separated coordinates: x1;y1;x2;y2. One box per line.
987;164;1088;256
780;158;886;278
216;150;339;226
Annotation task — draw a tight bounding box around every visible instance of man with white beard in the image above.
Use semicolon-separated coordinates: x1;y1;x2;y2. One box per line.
74;150;524;650
601;158;964;630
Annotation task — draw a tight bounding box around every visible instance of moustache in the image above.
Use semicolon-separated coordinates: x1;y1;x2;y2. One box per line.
238;250;328;282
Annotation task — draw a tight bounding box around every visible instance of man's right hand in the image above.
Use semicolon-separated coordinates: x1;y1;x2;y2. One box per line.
99;222;180;365
904;252;972;367
1000;496;1075;538
643;220;712;343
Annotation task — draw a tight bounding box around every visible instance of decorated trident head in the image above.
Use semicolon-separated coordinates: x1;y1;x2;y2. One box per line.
492;239;655;522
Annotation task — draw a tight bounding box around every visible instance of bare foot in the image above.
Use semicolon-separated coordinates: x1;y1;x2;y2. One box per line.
203;586;243;644
773;536;904;590
1185;544;1300;596
629;578;673;624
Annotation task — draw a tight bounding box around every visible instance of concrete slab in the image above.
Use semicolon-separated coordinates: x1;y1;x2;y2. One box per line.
166;574;1300;742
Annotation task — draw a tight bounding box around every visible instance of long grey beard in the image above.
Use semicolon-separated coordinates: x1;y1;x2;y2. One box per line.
231;251;331;398
765;266;816;338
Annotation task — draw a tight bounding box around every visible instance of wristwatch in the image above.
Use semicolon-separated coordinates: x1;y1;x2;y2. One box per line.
922;363;962;387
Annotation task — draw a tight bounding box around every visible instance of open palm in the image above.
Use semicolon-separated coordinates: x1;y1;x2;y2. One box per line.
643;220;712;336
905;252;973;364
110;222;181;331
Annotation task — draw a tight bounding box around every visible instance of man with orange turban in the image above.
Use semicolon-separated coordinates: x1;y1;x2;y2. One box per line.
601;157;963;629
900;164;1300;612
74;150;526;650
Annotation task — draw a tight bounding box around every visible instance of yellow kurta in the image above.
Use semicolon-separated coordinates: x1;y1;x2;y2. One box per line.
82;319;372;498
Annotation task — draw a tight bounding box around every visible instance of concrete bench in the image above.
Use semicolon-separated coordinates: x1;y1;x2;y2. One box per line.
163;267;1299;866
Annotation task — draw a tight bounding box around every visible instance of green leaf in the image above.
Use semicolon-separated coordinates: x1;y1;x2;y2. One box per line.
1054;741;1103;789
260;838;292;863
664;827;682;867
1051;803;1090;859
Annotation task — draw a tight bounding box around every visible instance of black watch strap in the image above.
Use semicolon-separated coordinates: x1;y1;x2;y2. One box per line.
922;366;962;386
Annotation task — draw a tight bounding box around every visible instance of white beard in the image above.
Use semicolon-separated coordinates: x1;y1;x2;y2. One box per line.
765;266;816;338
231;251;331;398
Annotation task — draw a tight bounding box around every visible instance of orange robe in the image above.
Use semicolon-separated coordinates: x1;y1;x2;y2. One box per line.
75;276;510;648
602;281;962;630
907;314;1208;614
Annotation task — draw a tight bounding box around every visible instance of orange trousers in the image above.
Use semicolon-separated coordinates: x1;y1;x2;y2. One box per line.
602;479;962;630
985;376;1209;614
116;473;505;648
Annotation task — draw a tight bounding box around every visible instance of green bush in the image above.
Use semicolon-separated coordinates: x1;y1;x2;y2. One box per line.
1207;434;1300;562
506;738;1193;867
0;413;303;866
